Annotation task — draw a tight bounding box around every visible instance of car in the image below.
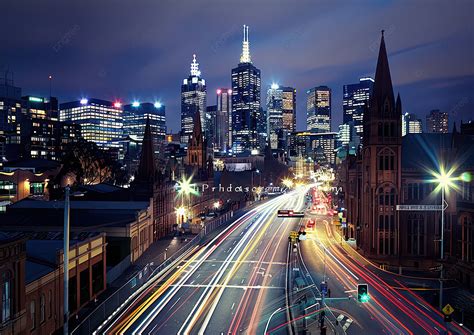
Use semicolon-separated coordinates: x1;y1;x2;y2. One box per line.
306;219;315;230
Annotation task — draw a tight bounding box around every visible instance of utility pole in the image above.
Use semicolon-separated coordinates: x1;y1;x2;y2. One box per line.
439;185;445;311
63;186;70;335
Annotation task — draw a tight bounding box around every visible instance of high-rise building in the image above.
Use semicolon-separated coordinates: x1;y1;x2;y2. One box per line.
0;79;22;166
231;25;261;154
215;88;232;154
343;77;374;143
338;122;359;147
402;112;422;136
266;84;283;150
426;109;448;133
306;86;331;133
123;102;166;143
22;95;60;161
205;105;216;149
282;86;296;132
60;98;123;156
181;54;206;145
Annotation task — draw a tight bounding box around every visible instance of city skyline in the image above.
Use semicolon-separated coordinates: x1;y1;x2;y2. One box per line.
0;1;472;133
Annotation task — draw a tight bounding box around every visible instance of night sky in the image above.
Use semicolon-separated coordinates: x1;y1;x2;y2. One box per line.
1;0;473;132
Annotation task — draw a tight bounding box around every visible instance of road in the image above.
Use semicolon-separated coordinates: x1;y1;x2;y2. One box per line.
289;189;470;335
102;187;308;334
99;186;471;335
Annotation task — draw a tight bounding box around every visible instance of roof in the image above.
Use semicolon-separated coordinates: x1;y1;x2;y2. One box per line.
26;261;54;284
2;158;60;172
78;183;124;194
10;199;149;210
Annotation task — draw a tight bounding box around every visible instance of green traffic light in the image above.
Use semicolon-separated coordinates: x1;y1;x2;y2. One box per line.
360;293;370;303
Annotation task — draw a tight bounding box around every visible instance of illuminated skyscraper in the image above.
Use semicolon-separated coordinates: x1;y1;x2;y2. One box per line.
266;84;283;149
123;102;166;144
402;112;422;136
231;25;261;154
426;109;448;133
181;54;206;145
343;77;373;143
60;98;123;154
306;86;331;133
282;86;296;132
215;88;232;153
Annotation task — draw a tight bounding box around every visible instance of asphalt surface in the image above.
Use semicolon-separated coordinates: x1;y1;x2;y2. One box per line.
104;187;308;335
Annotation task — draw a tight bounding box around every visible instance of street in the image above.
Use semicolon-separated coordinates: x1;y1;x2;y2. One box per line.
101;187;471;335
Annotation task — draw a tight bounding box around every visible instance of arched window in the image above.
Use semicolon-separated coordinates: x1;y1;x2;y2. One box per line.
377;148;395;171
40;294;46;323
1;271;11;322
30;299;36;330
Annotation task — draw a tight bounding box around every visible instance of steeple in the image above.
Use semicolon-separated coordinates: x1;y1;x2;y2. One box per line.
136;118;156;181
189;108;203;147
371;30;395;115
240;25;252;64
190;54;201;77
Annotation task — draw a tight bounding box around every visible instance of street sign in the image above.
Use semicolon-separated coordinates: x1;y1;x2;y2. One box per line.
442;303;454;315
396;204;443;211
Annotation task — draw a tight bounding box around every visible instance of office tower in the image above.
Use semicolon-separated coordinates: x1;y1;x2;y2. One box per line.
22;95;60;161
306;86;331;132
123;102;166;143
257;107;267;151
231;25;261;154
402;112;423;136
266;84;283;149
205;105;216;149
338;122;359;147
343;77;374;143
60;98;123;156
0;78;22;166
282;86;296;132
215;88;232;153
426;109;448;133
181;54;206;144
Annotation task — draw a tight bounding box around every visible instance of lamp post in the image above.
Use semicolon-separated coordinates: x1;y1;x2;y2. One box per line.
63;186;70;335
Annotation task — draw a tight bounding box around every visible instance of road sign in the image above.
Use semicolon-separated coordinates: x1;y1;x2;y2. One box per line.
442;303;454;315
396;204;443;211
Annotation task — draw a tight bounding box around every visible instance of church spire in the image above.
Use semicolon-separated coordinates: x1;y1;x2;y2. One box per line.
136;117;156;181
240;25;252;64
371;30;395;114
190;54;201;77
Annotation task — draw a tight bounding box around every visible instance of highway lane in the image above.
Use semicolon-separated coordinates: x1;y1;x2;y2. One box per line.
104;186;309;334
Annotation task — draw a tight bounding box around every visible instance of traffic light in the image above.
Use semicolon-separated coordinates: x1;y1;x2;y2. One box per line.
357;284;370;303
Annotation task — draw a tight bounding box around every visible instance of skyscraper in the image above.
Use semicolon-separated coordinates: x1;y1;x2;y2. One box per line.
123;102;166;143
426;109;448;133
282;86;296;132
343;77;374;143
181;54;206;145
60;98;123;155
306;86;331;133
266;84;283;149
231;25;261;154
402;112;423;136
215;88;232;154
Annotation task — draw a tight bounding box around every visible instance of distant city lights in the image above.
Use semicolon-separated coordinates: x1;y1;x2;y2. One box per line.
132;101;140;107
271;83;279;90
114;101;122;108
216;89;222;95
80;98;88;105
154;101;162;108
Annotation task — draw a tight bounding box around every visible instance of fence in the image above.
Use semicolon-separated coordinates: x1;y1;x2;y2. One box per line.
71;210;235;335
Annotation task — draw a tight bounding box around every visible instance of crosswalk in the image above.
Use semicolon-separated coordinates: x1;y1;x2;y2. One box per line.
336;313;353;332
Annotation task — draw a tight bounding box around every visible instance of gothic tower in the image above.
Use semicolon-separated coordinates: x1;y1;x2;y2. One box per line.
186;108;207;177
360;31;402;257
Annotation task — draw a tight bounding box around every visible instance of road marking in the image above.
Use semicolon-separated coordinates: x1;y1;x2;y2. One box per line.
171;284;284;289
231;302;235;310
336;314;344;322
168;297;181;310
196;274;201;279
342;318;353;331
148;323;158;334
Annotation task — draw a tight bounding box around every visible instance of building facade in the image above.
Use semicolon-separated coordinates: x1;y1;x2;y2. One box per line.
181;54;206;145
306;86;331;133
231;25;261;154
426;109;448;133
282;86;296;132
266;84;283;150
402;112;423;136
343;77;373;144
215;88;232;154
59;98;123;156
